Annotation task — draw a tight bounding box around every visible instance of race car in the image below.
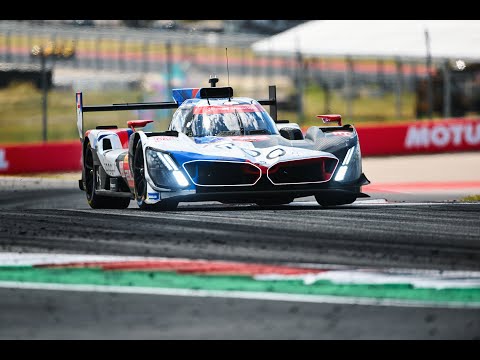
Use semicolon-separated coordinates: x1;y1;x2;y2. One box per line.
76;77;370;210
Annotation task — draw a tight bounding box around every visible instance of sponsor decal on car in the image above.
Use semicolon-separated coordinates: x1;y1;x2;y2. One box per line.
0;149;9;171
151;136;178;142
227;135;270;142
330;131;352;136
120;154;134;188
148;192;160;200
193;104;264;114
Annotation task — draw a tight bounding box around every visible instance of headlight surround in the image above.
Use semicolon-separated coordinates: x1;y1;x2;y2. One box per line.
334;144;362;182
145;148;189;189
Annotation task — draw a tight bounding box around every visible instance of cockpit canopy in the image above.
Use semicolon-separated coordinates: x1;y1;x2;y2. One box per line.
169;98;279;137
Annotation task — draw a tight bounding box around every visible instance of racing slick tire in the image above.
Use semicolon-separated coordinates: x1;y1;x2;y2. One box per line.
84;143;130;209
133;141;178;211
315;194;356;207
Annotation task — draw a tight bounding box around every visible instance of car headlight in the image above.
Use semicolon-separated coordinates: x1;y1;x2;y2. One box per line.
146;148;189;189
334;145;361;182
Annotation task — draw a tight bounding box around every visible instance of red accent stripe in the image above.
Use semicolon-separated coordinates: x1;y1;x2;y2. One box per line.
36;259;324;276
193;104;263;115
107;129;132;148
127;120;154;130
246;160;269;175
227;135;270;142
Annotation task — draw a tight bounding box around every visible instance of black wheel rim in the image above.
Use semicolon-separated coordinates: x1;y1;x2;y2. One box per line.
133;145;146;200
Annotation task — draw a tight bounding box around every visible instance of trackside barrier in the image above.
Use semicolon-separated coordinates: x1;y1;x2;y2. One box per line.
0;117;479;174
304;117;480;157
0;141;81;174
356;117;480;156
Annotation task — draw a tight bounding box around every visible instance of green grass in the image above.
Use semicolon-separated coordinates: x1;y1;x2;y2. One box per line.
282;83;417;126
0;82;149;144
460;195;480;202
0;81;419;144
0;31;430;144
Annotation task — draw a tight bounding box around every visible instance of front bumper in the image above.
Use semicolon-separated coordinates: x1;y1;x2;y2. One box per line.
153;173;370;203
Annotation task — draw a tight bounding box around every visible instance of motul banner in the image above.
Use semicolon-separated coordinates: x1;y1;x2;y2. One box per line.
0;141;82;174
356;117;480;156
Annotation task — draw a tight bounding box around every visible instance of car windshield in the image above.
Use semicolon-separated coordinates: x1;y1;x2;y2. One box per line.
189;102;279;137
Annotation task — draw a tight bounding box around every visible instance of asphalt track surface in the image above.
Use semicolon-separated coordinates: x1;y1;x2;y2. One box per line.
0;181;479;339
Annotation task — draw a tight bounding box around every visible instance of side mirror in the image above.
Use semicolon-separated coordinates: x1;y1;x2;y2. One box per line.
316;114;342;126
280;127;304;140
127;119;154;132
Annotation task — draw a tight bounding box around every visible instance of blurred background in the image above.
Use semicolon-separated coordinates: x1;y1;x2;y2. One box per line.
2;19;480;144
1;21;480;340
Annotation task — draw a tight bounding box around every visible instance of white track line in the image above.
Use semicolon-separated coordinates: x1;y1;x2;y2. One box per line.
0;252;162;266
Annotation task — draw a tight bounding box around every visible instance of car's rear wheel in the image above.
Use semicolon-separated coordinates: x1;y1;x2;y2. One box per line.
315;194;356;207
84;142;130;209
133;141;178;211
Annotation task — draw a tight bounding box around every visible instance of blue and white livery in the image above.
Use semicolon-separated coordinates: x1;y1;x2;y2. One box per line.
76;78;370;210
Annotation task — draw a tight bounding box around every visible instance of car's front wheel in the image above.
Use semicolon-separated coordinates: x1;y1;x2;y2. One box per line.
133;141;178;211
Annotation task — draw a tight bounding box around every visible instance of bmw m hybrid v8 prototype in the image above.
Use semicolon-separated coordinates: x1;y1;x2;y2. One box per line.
76;77;370;210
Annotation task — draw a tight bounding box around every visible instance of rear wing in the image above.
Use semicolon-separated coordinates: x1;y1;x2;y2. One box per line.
76;92;179;140
76;84;278;140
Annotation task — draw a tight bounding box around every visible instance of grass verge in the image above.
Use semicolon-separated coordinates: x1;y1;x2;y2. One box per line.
0;81;421;144
460;195;480;202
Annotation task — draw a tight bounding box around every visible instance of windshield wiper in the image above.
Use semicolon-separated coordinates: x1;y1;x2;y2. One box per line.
217;130;239;137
